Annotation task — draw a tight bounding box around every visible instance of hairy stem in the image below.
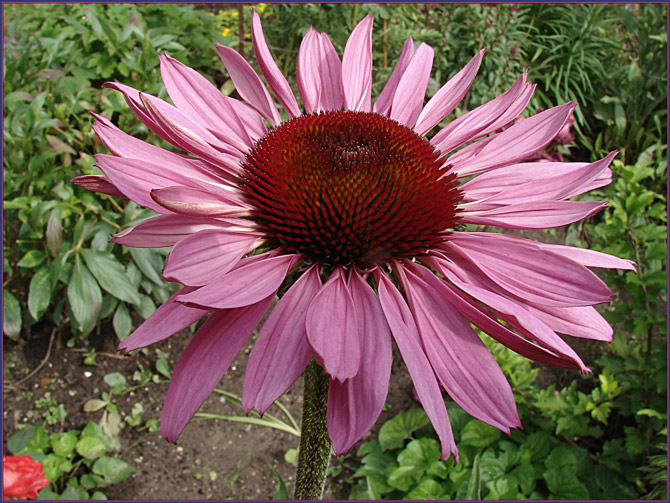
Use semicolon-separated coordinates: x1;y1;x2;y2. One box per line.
294;360;331;500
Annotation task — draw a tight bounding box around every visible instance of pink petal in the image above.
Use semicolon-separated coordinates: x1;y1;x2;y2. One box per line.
161;297;273;443
431;254;589;372
176;253;299;309
536;243;637;272
118;286;209;353
72;175;128;199
92;113;243;181
242;265;322;415
373;37;415;116
389;43;434;128
316;33;345;111
375;270;457;462
159;54;263;151
327;271;392;455
296;28;322;114
251;10;301;118
450;103;575;177
138;93;243;174
111;215;238;248
414;49;484;136
163;228;262;286
446;233;613;307
305;267;360;381
342;15;373;112
150;186;249;217
460;200;607;229
523;304;612;341
419;259;583;370
431;72;529;155
396;263;520;432
216;43;282;126
462;152;617;209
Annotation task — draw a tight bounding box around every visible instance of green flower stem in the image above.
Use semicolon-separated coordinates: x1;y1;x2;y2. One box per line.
294;360;332;500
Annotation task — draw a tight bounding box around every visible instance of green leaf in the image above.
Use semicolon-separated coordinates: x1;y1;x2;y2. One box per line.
17;249;47;268
7;426;38;454
112;303;132;341
28;265;53;320
155;358;171;378
92;456;134;484
81;248;141;305
81;422;114;451
460;420;502;448
103;372;127;388
544;468;589;500
3;289;22;339
76;436;108;460
378;408;430;450
67;259;102;334
509;462;536;495
366;476;382;499
354;441;398;494
545;446;578;474
129;247;165;286
268;465;289;500
50;432;78;458
388;437;443;491
42;453;74;481
466;452;482;500
404;477;446;500
484;477;517;500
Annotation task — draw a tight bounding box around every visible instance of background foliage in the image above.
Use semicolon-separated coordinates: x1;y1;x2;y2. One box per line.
2;2;667;500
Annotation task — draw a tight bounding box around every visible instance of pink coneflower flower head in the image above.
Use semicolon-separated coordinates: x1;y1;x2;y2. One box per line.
74;13;635;461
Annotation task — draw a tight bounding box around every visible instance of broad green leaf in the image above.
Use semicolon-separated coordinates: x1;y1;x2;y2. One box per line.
81;248;141;304
3;289;22;339
268;465;289;500
354;441;398;494
7;426;39;454
50;432;78;458
155;358;171;378
134;293;156;319
460;420;502;448
404;477;446;500
544;468;589;500
112;303;132;341
76;436;108;460
42;453;74;481
379;408;430;450
81;422;114;451
28;266;53;320
67;259;102;334
92;456;134;484
83;399;108;412
388;437;443;491
508;462;536;495
484;477;517;500
545;446;577;474
103;372;127;388
17;249;47;268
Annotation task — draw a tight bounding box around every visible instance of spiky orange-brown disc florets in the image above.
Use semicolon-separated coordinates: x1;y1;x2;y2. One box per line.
241;110;462;267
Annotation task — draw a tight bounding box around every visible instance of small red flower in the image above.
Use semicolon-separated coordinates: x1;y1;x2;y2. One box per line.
2;455;49;500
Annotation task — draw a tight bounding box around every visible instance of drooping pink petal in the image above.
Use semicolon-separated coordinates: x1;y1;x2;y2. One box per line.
251;10;301;118
216;43;282;126
450;103;575;177
118;286;209;353
460;200;607;229
72;175;128;199
242;265;322;415
161;297;273;443
461;152;617;210
296;28;322;114
431;254;589;372
150;186;249;218
389;43;434;128
536;243;637;271
305;267;360;382
110;215;241;248
414;49;484;136
396;262;520;432
375;270;457;462
159;54;264;151
431;72;530;155
523;304;613;341
374;37;415;116
163;228;263;286
342;15;373;112
445;233;613;307
419;259;583;370
176;253;300;309
327;271;392;455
